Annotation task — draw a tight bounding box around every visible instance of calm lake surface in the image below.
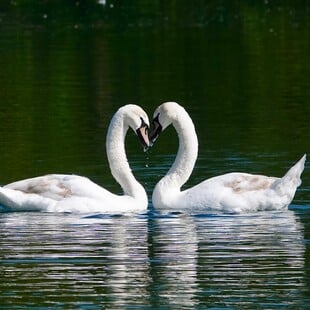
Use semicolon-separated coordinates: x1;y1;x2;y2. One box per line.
0;2;309;309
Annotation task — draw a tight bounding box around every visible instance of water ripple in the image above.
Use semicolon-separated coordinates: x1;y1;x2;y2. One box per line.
0;209;307;309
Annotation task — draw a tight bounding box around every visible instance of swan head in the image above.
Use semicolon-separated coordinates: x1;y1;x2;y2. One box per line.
149;102;184;144
122;104;150;151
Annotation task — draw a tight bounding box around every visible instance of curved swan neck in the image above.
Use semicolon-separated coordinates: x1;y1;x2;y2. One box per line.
106;111;146;199
163;109;198;189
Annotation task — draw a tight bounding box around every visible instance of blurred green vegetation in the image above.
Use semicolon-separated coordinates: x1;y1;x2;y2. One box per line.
0;0;309;186
0;1;308;29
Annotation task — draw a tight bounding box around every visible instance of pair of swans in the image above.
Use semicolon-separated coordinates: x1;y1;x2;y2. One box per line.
0;102;306;213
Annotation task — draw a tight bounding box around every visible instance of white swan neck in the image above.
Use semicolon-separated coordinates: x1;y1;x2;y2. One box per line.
106;112;146;200
163;110;198;189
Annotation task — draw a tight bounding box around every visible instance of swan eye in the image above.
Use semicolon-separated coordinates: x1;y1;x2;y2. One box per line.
140;117;148;129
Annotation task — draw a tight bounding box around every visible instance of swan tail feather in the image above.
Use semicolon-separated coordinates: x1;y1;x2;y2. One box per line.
271;154;306;197
0;187;54;212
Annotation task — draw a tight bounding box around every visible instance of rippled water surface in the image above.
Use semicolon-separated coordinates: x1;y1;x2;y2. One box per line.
0;209;309;309
0;1;309;308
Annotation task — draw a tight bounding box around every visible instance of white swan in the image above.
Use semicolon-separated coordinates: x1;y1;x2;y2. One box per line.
0;105;150;213
149;102;306;213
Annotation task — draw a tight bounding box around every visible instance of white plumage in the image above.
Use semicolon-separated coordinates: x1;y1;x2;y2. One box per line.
0;105;150;213
150;102;306;213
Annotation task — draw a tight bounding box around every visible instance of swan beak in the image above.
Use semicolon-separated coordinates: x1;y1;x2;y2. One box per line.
136;125;150;152
149;117;162;146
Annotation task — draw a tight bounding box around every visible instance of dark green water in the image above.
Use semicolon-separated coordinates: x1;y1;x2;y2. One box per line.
0;1;309;308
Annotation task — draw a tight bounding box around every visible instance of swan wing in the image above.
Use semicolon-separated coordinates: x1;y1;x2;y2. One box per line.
182;154;305;212
1;175;137;213
4;174;113;201
214;173;277;193
180;173;276;210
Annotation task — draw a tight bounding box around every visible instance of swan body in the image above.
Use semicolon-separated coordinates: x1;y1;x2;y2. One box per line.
0;105;150;213
150;102;306;213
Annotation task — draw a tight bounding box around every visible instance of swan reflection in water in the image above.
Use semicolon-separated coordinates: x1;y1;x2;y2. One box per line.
0;210;306;308
0;214;150;308
149;214;200;307
72;215;151;308
150;210;305;308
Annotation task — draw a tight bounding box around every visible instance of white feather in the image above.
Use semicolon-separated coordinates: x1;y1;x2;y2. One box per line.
0;105;149;213
151;102;306;213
